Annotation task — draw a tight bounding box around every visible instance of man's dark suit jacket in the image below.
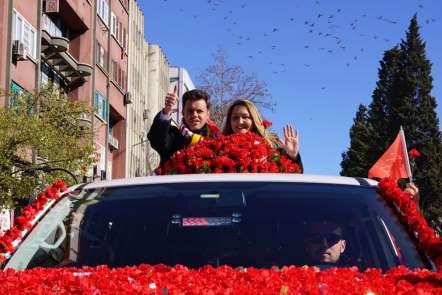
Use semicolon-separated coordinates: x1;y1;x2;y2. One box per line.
147;112;211;165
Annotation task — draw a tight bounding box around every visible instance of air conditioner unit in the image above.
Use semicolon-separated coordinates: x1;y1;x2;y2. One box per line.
143;109;149;120
123;91;132;105
12;40;27;61
79;112;92;129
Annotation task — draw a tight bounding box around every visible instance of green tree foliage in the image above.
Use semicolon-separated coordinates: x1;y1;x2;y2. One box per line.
0;84;94;208
341;48;401;177
341;105;371;177
341;16;442;222
397;17;442;221
366;47;401;165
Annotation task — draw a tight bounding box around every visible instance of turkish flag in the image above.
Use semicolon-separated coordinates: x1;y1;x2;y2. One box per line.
368;128;412;181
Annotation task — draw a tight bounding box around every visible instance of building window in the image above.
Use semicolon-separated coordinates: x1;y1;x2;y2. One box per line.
111;12;117;37
97;0;109;26
8;81;34;113
116;20;120;43
10;81;24;95
110;59;126;91
117;67;121;86
110;11;127;50
123;28;127;52
96;42;107;70
118;21;123;44
41;63;50;85
40;62;68;93
95;91;108;122
111;60;117;81
99;46;105;67
42;14;62;37
12;9;37;59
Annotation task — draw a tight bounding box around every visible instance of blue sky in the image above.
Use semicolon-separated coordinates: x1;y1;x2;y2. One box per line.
140;0;442;176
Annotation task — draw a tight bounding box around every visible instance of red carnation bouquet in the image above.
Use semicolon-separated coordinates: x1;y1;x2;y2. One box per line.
156;132;302;175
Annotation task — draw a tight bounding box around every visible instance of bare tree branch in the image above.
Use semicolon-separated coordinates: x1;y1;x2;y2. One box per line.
197;48;274;126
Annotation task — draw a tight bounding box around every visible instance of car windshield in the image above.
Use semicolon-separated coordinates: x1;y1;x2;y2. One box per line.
13;181;428;271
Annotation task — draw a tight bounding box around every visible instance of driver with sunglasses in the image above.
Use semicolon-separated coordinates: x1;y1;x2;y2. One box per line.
303;219;347;266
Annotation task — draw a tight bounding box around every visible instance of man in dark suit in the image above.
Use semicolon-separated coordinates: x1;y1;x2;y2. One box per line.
147;88;219;165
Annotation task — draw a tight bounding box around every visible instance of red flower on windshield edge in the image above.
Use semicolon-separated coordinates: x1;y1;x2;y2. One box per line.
262;120;272;128
0;180;67;260
408;148;421;158
378;177;442;270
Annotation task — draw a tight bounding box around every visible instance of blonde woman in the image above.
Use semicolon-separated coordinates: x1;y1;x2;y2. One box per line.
223;99;303;172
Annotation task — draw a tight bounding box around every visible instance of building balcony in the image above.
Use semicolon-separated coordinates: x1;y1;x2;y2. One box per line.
108;134;119;150
41;30;92;92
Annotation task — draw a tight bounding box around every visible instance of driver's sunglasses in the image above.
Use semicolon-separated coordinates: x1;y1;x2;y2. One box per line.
307;233;342;245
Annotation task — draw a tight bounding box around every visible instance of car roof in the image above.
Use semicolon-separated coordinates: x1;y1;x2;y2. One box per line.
83;173;378;190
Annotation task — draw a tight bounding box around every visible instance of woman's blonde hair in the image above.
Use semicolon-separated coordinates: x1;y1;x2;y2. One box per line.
223;99;280;148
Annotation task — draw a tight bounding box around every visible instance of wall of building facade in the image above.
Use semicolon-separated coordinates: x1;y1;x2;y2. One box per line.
1;0;192;180
169;67;195;124
147;44;170;115
68;1;93;105
0;0;129;181
0;0;11;106
147;44;170;169
126;0;151;177
94;0;129;180
9;0;39;92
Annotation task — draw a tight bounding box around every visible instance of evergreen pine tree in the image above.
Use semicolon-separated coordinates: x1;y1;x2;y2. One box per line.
395;16;442;219
340;104;371;177
341;48;400;177
366;47;401;166
342;15;442;224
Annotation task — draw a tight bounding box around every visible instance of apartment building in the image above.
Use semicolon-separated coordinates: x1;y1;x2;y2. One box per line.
95;0;129;180
0;0;129;181
0;0;193;178
169;66;195;123
126;0;153;176
146;44;170;169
